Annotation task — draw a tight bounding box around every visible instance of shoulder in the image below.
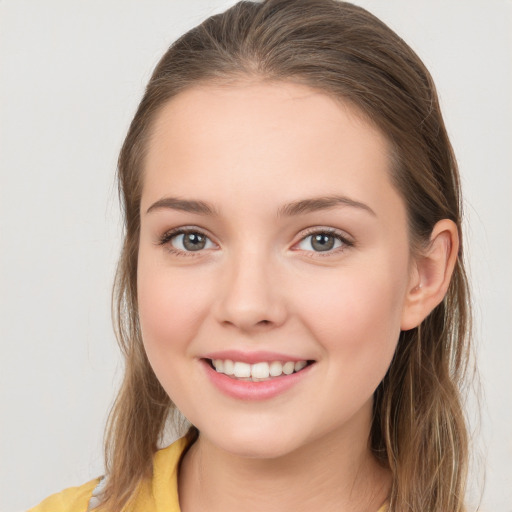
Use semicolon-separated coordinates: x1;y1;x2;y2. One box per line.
27;477;101;512
129;436;190;510
153;435;190;470
27;437;191;512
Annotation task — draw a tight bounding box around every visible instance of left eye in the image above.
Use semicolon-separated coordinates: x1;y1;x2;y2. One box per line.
297;232;345;252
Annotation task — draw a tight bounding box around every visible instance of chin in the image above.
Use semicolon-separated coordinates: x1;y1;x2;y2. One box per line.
224;438;300;460
197;420;308;460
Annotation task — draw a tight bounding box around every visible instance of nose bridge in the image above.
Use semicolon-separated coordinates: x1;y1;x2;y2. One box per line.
215;241;287;331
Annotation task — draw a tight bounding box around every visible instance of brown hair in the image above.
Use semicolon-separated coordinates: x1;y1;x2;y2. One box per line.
98;1;472;510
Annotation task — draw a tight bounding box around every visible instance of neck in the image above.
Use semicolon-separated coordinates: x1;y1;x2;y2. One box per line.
178;420;390;512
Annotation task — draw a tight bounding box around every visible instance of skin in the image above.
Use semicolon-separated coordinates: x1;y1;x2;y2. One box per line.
137;81;458;511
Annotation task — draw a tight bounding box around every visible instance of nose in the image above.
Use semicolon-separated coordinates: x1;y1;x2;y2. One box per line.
214;248;288;333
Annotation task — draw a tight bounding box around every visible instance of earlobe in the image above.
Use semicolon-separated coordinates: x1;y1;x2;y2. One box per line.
400;219;459;331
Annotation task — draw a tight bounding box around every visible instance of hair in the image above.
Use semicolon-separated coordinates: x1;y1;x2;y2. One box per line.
97;1;472;510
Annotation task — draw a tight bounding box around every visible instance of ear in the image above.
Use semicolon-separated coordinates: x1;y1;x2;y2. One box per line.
400;219;459;331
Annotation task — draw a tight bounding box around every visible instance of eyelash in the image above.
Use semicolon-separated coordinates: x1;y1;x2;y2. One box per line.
158;228;214;258
296;227;354;258
157;227;354;258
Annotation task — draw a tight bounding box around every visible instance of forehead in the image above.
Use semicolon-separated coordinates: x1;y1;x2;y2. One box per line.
147;80;386;158
142;81;400;220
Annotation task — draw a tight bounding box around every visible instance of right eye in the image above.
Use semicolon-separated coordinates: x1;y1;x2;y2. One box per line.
159;229;216;255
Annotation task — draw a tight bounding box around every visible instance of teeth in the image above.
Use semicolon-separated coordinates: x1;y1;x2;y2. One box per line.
294;360;307;372
213;359;224;372
223;359;234;375
269;361;283;377
233;362;251;378
210;358;310;380
251;362;270;379
282;361;295;375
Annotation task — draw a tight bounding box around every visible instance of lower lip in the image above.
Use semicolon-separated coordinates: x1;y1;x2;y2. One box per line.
201;359;314;401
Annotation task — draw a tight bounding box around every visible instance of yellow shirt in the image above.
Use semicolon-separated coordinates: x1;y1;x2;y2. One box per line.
28;436;388;512
28;436;187;512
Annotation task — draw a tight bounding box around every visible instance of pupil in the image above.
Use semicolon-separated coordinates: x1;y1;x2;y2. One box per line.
183;233;206;251
312;234;334;251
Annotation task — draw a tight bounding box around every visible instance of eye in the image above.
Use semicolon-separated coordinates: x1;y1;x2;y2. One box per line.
296;229;352;254
159;228;216;255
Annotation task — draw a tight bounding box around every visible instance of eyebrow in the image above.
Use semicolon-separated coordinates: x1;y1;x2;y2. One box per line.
146;197;219;216
146;194;376;217
277;195;376;218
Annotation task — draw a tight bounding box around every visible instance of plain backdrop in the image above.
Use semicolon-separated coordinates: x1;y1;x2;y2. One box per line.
1;1;510;511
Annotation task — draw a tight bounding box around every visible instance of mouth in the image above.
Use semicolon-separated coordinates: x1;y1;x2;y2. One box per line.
203;358;316;382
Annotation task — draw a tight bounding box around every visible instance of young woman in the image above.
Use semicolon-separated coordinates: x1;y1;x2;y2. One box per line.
30;1;472;511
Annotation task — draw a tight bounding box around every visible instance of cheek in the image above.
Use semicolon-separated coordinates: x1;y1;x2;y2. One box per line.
137;260;219;413
137;257;213;364
295;261;407;380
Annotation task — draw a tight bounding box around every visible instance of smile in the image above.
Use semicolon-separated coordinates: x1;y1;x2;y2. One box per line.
209;359;311;381
201;356;316;401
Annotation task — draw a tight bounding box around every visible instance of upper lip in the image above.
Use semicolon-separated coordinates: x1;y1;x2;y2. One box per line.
201;350;312;364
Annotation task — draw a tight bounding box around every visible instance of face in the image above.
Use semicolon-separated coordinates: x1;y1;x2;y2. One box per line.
137;81;415;459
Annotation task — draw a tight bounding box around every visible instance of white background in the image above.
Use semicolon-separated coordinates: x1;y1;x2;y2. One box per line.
0;1;510;511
